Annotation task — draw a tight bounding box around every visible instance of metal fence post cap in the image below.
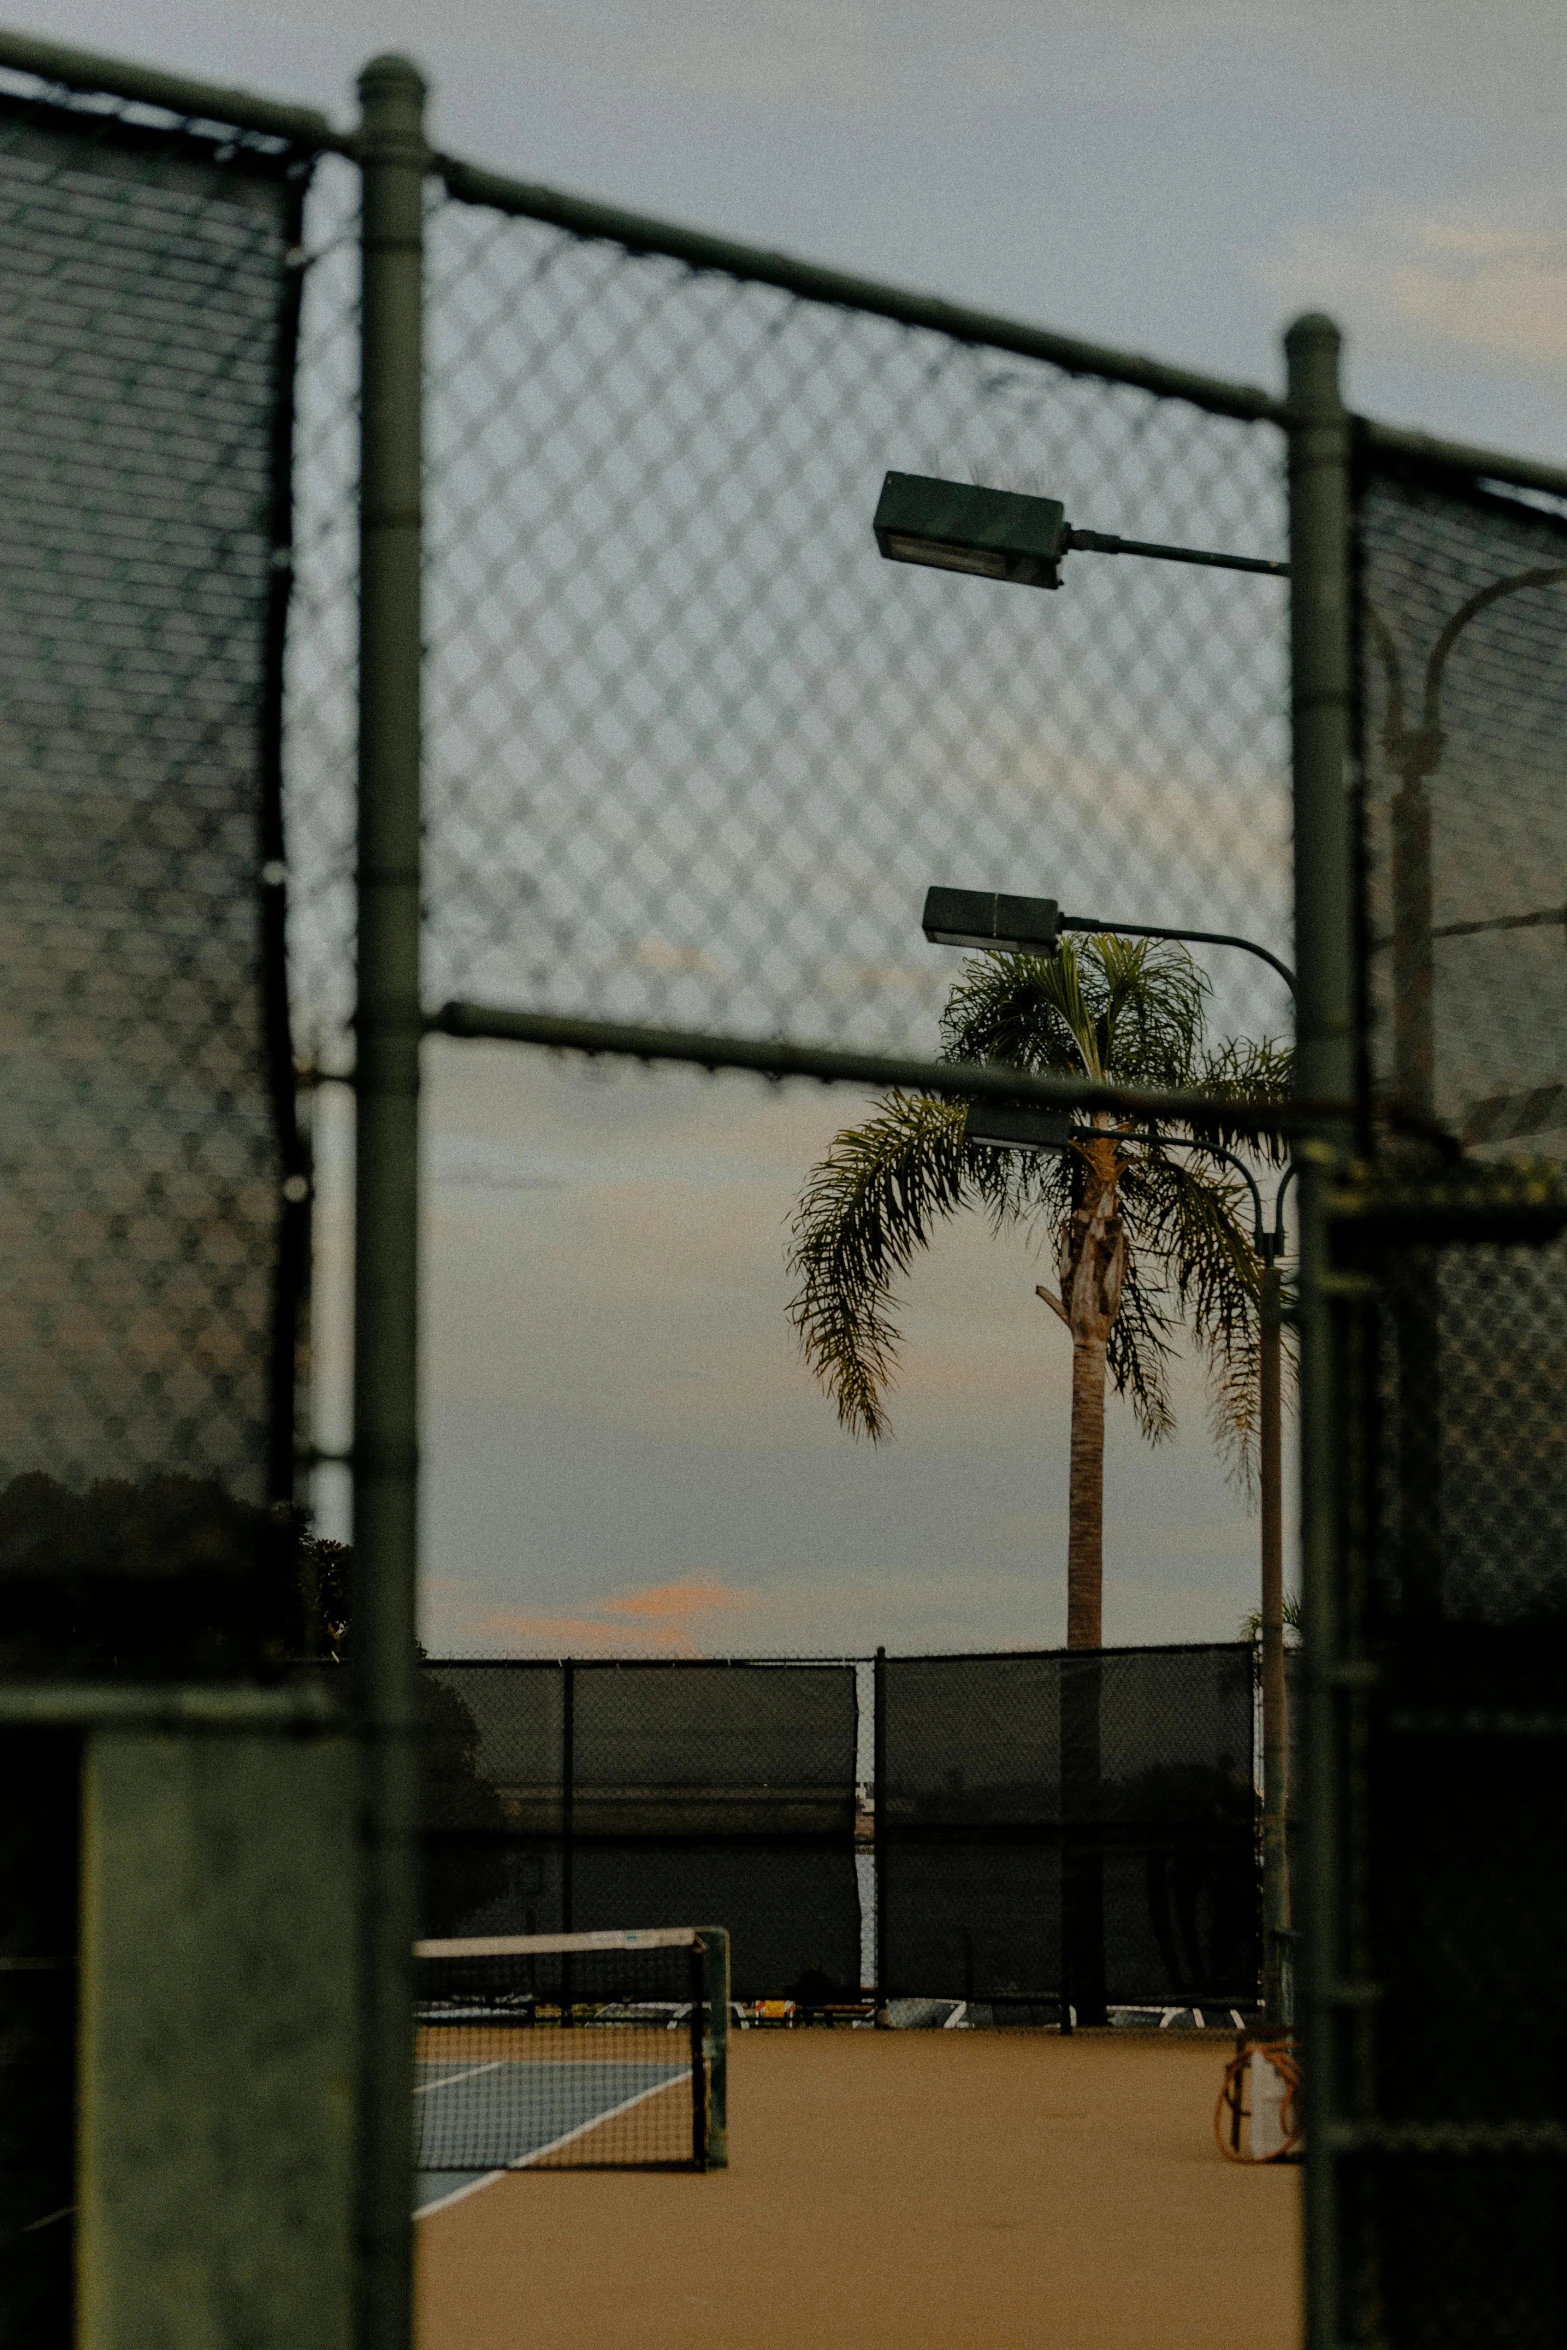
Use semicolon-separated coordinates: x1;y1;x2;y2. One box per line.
358;52;427;100
1285;314;1344;412
1284;311;1341;354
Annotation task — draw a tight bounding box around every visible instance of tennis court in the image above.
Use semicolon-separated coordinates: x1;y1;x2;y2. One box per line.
413;1931;724;2215
415;2028;1300;2350
415;2046;693;2214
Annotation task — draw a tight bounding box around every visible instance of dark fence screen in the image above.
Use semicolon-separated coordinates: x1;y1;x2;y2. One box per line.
877;1644;1258;2013
424;1646;1260;2013
0;84;313;2339
423;1660;861;2001
1332;456;1567;2350
0;95;310;1547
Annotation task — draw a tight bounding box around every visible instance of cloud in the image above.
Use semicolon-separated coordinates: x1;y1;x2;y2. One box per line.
1262;200;1567;376
472;1575;759;1656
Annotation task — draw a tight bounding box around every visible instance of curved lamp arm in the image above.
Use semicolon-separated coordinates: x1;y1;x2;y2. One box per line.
1368;565;1567;791
1112;1128;1267;1255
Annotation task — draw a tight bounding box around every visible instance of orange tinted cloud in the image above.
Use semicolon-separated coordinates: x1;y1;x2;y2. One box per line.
475;1576;755;1657
601;1580;744;1621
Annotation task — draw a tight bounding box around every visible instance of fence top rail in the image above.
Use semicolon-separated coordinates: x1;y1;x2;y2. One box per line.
1360;418;1567;505
422;1640;1252;1668
3;29;1563;497
0;27;351;152
434;152;1284;426
423;1653;861;1668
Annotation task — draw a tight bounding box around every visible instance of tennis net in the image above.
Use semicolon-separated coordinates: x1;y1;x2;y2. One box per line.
413;1928;729;2183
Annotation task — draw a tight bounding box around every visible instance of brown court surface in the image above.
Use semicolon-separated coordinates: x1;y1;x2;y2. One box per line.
417;2028;1300;2350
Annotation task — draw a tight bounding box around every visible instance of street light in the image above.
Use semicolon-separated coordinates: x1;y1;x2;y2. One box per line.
960;1095;1297;2020
874;472;1289;586
922;885;1296;997
891;468;1297;2021
1366;565;1567;1119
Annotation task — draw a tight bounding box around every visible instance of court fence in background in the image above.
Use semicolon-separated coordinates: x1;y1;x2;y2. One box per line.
424;1645;1260;2015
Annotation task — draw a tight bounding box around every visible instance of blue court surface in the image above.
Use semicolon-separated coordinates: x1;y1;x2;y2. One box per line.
413;2056;688;2215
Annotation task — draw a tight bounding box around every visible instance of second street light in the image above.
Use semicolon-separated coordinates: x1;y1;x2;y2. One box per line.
883;477;1295;2025
873;471;1290;585
922;886;1297;999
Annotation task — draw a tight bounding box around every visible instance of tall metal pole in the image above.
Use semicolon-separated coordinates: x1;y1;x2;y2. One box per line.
353;53;427;2350
1258;1242;1290;2021
1285;312;1356;2350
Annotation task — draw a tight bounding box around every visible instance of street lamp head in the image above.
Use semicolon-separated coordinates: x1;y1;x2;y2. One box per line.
922;886;1062;955
964;1103;1074;1154
873;472;1066;590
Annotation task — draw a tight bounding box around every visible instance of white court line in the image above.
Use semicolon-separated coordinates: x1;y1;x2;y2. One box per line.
414;2060;504;2097
416;2169;505;2219
413;2065;688;2217
508;2070;687;2170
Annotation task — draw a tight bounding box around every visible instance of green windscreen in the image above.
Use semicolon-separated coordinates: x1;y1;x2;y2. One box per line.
0;80;314;2336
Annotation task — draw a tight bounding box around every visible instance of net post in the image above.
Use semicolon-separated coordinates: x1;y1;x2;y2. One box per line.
1285;309;1356;2350
560;1661;575;2023
352;50;428;2350
689;1939;707;2169
702;1929;730;2170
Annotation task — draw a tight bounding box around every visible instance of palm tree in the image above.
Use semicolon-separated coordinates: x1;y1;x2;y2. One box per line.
787;936;1290;1647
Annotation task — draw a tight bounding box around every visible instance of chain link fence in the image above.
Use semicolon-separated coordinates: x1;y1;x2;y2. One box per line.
0;77;311;1563
9;30;1567;2350
0;74;322;2333
1320;450;1567;2350
877;1643;1258;2016
424;1647;1258;2010
283;175;1295;1067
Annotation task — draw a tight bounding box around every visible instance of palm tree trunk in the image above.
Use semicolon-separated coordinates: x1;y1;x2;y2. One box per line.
1066;1331;1107;1648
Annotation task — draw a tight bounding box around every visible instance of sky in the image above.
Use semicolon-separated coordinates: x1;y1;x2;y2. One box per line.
21;0;1563;1656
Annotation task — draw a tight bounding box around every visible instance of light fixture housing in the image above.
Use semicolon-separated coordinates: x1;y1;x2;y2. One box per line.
922;886;1062;955
963;1103;1075;1154
873;472;1066;590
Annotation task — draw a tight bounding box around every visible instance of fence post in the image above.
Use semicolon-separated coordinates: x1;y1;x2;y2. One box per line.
1259;1246;1290;2021
1284;311;1356;2350
353;51;427;2350
872;1647;886;2015
703;1928;730;2169
561;1660;576;1933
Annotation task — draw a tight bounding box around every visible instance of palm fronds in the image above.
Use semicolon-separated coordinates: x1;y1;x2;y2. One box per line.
788;932;1296;1469
786;1092;980;1439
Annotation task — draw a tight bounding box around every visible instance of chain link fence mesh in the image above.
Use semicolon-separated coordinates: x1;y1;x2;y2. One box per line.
22;42;1567;2345
878;1643;1258;2012
423;1659;861;2000
0;82;310;1540
1334;453;1567;2350
0;69;319;2337
424;1649;1256;2008
285;188;1294;1064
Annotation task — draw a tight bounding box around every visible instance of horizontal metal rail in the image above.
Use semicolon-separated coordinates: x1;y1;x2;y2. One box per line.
0;1681;345;1729
1323;2119;1567;2158
8;31;1567;501
435;155;1284;424
0;28;349;150
429;999;1341;1136
6;33;1567;500
1360;417;1567;505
